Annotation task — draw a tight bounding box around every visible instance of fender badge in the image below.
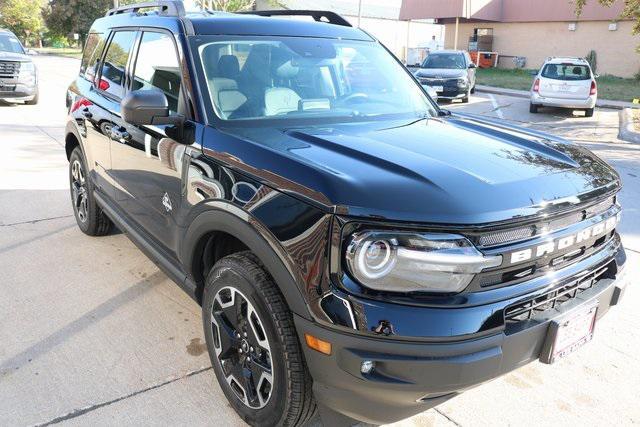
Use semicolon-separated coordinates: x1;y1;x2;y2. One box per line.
162;192;172;213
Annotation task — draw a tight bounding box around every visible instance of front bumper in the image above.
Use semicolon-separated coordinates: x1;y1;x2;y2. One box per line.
531;92;596;109
0;79;37;100
298;241;627;425
419;81;469;100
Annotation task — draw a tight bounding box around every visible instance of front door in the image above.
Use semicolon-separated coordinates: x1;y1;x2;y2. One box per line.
109;30;188;256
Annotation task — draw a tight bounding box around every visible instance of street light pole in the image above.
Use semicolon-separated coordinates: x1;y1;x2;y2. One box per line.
357;0;363;27
113;0;119;8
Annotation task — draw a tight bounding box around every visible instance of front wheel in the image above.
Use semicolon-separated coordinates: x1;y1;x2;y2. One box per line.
202;252;316;426
69;147;112;236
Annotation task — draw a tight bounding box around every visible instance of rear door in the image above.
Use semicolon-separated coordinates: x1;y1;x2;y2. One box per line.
539;63;591;99
86;30;138;197
109;29;189;255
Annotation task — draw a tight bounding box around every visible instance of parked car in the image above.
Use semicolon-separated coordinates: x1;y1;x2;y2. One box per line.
65;3;627;426
530;57;597;117
0;29;38;104
424;84;439;102
412;50;476;102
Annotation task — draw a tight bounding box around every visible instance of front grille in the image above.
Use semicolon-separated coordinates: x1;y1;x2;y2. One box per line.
0;61;20;77
504;262;612;324
475;196;616;249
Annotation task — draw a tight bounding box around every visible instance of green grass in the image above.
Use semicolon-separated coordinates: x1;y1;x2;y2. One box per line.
33;47;83;59
476;68;640;103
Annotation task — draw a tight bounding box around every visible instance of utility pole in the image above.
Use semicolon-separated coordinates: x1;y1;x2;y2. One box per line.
357;0;363;28
113;0;119;8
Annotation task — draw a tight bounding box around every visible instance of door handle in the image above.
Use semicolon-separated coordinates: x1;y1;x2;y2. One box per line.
109;126;131;143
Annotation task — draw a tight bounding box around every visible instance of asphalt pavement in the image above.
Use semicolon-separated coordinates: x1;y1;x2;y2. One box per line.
0;55;638;427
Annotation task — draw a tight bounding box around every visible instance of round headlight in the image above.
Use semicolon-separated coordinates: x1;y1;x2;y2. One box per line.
356;239;396;279
345;231;502;293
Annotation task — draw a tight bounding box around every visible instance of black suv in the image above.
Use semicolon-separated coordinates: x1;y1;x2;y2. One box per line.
65;2;628;425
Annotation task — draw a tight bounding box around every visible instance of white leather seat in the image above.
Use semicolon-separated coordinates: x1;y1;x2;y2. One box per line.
264;87;301;116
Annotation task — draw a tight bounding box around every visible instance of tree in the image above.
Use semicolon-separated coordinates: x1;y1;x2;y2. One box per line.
194;0;256;11
43;0;136;45
194;0;283;12
575;0;640;48
0;0;44;46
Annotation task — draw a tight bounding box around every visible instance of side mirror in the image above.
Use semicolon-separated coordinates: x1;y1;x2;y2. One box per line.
26;49;38;56
468;63;477;69
529;70;538;76
594;74;600;79
121;90;182;126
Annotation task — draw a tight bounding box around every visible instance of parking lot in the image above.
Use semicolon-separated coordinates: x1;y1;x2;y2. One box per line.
1;55;639;426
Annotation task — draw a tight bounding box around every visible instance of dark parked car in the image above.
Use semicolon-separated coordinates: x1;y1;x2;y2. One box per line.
0;29;38;104
65;2;628;426
413;50;476;102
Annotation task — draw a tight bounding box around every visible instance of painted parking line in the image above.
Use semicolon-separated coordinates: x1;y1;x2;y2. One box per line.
487;93;505;120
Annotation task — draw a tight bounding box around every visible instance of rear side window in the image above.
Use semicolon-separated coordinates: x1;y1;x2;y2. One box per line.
99;31;137;99
132;31;182;113
79;33;106;81
541;64;591;81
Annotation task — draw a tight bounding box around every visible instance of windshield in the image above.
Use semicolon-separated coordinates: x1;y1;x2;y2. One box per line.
0;34;25;54
541;64;591;81
421;53;465;69
193;36;436;123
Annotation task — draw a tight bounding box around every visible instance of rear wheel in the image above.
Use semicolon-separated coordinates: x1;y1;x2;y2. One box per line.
69;147;112;236
529;103;539;113
585;108;594;117
202;252;316;426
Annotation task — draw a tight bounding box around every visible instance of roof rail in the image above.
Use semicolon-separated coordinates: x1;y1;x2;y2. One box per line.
106;0;185;17
237;10;352;27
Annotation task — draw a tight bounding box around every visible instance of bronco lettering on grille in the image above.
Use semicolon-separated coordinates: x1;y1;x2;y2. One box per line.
508;214;619;265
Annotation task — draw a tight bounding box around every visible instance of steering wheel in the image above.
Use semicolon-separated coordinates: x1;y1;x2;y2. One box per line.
340;92;369;104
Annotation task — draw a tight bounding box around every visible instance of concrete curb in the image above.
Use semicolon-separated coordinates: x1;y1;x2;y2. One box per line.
476;85;638;110
619;108;640;144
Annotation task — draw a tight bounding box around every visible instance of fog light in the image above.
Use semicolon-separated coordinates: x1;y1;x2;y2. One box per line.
360;360;375;374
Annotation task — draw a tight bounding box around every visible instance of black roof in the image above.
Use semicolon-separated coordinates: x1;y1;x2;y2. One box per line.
91;7;372;41
187;13;371;40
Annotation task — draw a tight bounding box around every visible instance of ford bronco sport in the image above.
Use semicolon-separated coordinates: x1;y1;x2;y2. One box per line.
65;2;628;425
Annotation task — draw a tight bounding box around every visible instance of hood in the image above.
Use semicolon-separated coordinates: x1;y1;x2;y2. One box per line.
0;50;30;62
414;68;466;79
207;114;619;225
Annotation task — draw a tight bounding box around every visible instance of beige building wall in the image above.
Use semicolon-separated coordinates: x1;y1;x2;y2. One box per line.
345;16;444;61
444;21;640;78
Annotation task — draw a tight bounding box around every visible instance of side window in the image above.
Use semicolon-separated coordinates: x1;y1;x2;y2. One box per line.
79;32;106;82
99;31;137;99
132;32;182;113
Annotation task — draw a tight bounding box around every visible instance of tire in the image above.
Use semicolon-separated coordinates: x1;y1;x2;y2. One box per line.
585;108;594;118
202;252;316;427
25;91;38;105
529;103;539;113
470;85;476;94
461;95;469;103
69;147;112;236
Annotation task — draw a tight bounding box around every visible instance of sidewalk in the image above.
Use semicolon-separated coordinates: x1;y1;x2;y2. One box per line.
476;84;639;110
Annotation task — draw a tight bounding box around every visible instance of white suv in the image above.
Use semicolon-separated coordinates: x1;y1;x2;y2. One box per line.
530;57;597;117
